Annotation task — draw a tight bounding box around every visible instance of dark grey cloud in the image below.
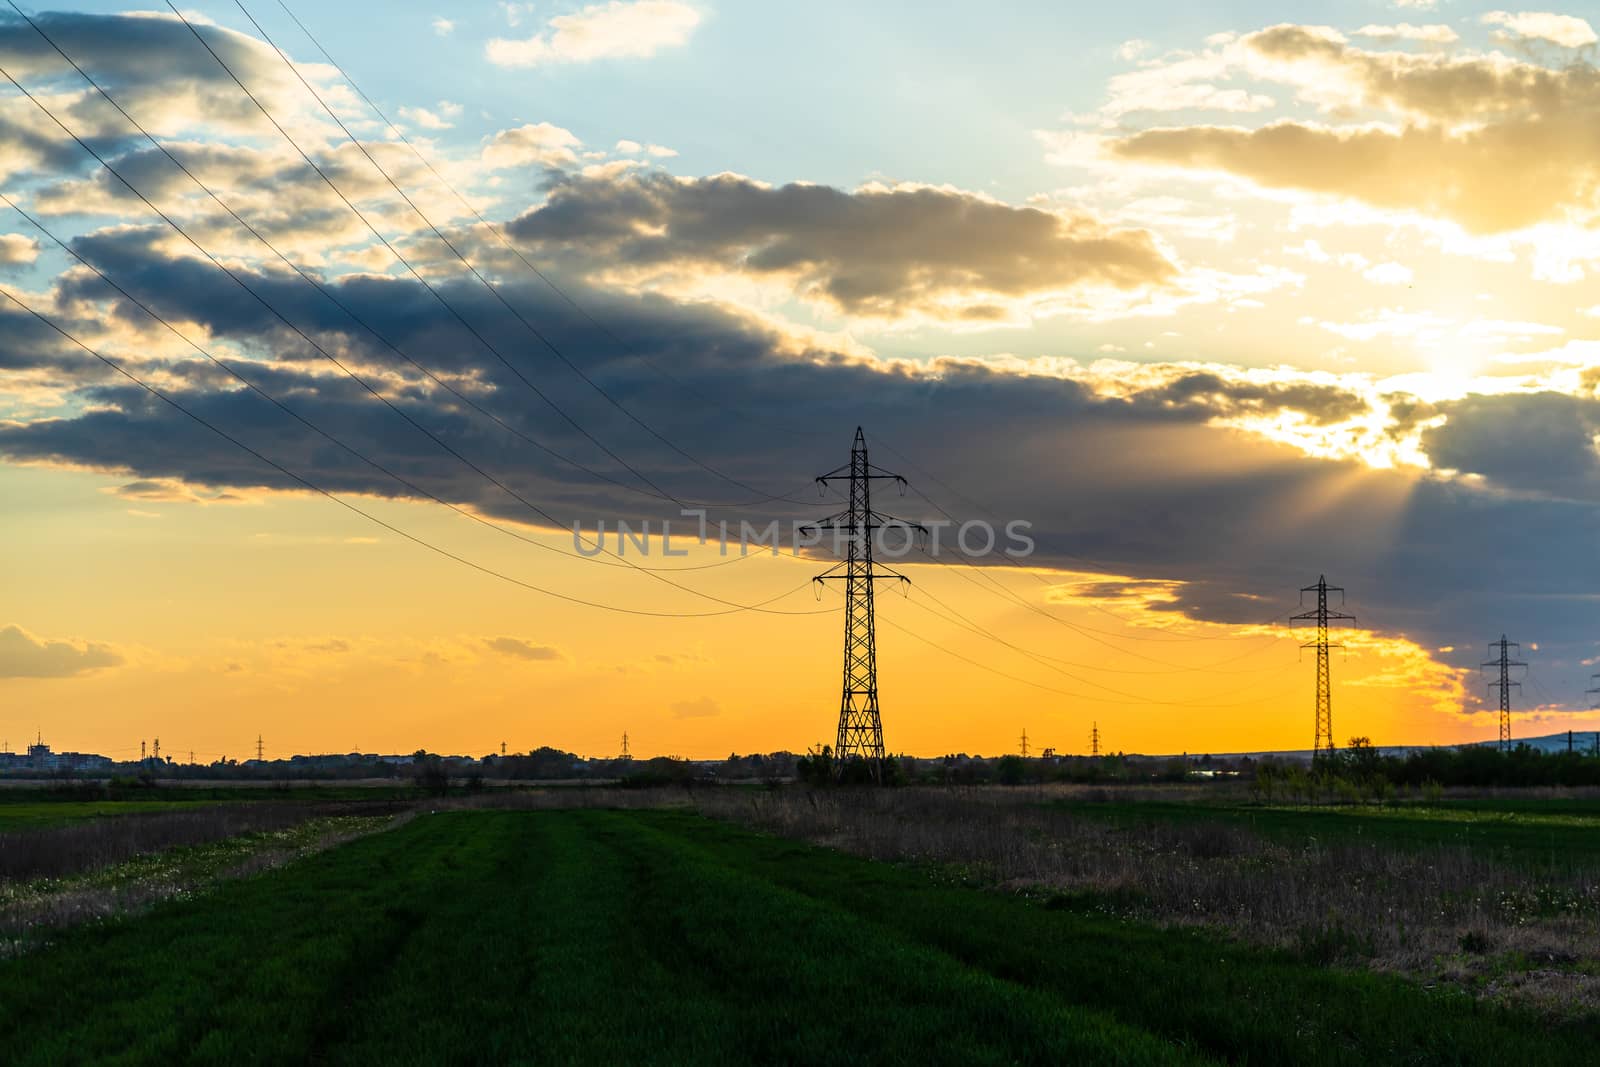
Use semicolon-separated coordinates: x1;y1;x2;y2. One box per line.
1421;393;1600;500
0;11;325;136
507;171;1178;320
2;214;1598;711
0;624;121;678
484;637;561;661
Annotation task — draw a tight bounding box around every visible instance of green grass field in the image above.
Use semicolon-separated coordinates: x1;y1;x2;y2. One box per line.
2;807;1595;1065
1055;795;1600;863
0;800;204;830
0;785;430;830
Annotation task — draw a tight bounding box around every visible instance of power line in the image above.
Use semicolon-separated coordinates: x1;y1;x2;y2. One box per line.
904;582;1294;708
0;281;826;619
0;194;745;587
221;0;809;509
908;544;1289;676
817;582;1296;711
249;2;1318;668
2;0;735;514
263;0;812;509
266;0;1317;653
0;63;825;610
150;1;706;509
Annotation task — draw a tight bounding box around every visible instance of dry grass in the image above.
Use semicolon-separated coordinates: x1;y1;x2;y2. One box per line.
0;813;406;954
0;801;415;883
696;786;1600;1016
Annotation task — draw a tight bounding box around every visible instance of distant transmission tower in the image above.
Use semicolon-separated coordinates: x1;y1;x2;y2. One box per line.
1291;576;1356;758
256;734;264;762
1090;722;1101;757
804;428;923;781
1019;728;1029;759
153;738;160;762
620;732;632;761
1482;636;1527;751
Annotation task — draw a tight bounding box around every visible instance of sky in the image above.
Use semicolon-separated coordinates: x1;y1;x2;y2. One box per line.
3;1;1600;761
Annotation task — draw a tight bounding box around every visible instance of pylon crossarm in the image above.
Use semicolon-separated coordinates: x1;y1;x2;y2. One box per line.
817;468;907;484
866;510;930;535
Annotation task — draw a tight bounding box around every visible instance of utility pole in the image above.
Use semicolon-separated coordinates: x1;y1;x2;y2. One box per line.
803;428;924;781
1019;728;1029;759
1291;576;1356;759
1090;722;1101;757
1481;636;1526;752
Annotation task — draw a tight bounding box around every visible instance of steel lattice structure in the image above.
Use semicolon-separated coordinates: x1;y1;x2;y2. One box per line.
1482;636;1527;751
1291;576;1356;759
803;428;923;780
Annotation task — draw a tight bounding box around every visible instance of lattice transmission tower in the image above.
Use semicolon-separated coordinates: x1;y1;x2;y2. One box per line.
1291;576;1356;759
804;428;923;781
1482;636;1527;751
1090;722;1101;757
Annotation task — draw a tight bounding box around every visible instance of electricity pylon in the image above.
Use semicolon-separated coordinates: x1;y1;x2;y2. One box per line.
1482;636;1527;751
804;428;924;781
1090;722;1101;757
1291;576;1356;759
1020;728;1029;759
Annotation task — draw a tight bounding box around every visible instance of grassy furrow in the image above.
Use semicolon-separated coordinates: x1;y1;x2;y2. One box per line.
3;807;1595;1064
639;808;1600;1065
0;810;1196;1065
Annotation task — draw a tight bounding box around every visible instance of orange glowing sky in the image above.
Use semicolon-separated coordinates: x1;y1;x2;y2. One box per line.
4;4;1600;758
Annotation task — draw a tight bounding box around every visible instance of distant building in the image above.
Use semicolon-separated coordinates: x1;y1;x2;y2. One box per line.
26;740;56;771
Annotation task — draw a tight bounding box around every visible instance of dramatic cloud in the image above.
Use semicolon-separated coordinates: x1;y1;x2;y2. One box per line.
0;11;362;143
1482;10;1598;48
0;234;38;265
2;222;1598;705
0;624;122;678
398;102;462;131
1091;24;1600;233
1353;23;1459;43
482;123;583;170
508;172;1179;321
486;1;701;68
